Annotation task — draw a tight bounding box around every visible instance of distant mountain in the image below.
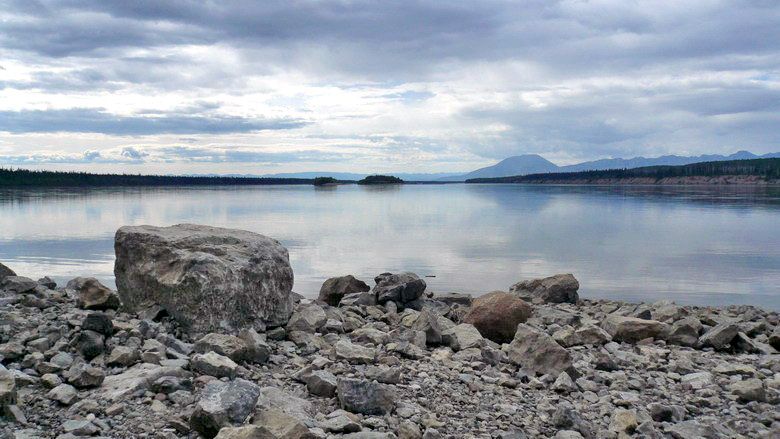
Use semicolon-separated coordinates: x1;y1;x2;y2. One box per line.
442;150;780;181
438;155;558;181
559;150;776;172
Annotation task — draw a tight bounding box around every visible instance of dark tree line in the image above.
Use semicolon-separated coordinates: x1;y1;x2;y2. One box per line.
0;168;314;187
466;158;780;183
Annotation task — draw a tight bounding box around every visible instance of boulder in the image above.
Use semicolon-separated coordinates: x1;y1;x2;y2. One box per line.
286;303;328;333
373;272;426;305
75;330;105;360
509;274;579;304
667;317;702;347
101;363;191;401
441;323;484;351
114;224;294;334
769;326;780;351
0;368;17;416
600;315;669;343
335;340;376;364
337;378;395;415
238;328;271;364
462;291;532;343
411;309;443;345
0;262;16;281
319;275;370;306
81;312;114;336
67;277;121;310
255;386;314;422
0;276;37;294
47;384;78;405
190;378;261;439
698;322;739;350
194;333;250;362
106;346;141;367
253;408;314;438
508;324;574;377
729;378;766;402
65;364;105;388
304;370;338;397
192;352;238;379
554;325;612;347
340;291;378;307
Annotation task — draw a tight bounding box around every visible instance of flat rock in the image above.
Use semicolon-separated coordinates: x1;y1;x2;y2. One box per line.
600;315;668;343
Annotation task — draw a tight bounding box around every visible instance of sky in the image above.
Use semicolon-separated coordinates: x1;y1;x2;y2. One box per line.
1;0;779;175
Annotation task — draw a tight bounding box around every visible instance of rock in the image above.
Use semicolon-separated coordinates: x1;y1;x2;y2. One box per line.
214;425;273;439
769;326;780;350
667;316;702;346
609;409;637;435
729;378;766;402
321;414;362;433
340;291;377;307
190;378;261;439
319;275;370;306
305;370;338;397
552;372;578;393
0;276;37;294
101;363;191;401
47;384;78;405
509;273;579;304
286;303;328;333
37;276;56;289
508;324;574;377
680;371;713;389
238;328;271;364
255;386;314;422
554;324;612;347
65;364;105;388
106;346;141;367
66;277;120;310
398;420;423;439
0;368;17;416
462;291;531;343
373;272;426;304
0;262;16;281
62;419;99;436
114;224;294;334
81;312;114;336
336;378;395;415
335;340;376;364
75;330;105;360
192;352;238;379
195;333;251;362
350;327;390;345
411;309;442;345
433;293;472;307
698;322;739;350
600;315;668;343
647;403;684;422
667;420;736;438
41;373;62;388
441;323;484;351
253;407;314;438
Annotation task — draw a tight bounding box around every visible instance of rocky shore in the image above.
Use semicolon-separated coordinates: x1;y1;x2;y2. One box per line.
1;224;778;439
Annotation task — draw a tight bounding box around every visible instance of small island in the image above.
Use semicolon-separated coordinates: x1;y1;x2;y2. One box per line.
312;176;339;186
357;175;404;185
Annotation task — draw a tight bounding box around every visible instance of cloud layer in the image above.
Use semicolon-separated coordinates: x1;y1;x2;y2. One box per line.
1;0;778;172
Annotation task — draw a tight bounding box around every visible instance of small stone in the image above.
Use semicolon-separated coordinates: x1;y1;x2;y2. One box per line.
305;370;338;397
192;351;238;379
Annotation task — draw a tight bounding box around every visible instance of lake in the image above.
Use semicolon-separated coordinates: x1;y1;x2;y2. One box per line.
1;184;779;309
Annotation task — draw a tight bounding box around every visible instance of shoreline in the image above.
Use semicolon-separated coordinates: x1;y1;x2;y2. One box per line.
2;261;779;438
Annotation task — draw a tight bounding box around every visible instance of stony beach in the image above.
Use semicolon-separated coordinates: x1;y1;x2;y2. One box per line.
1;224;778;439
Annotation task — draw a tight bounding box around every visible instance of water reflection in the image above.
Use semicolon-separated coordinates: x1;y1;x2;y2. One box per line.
1;184;778;308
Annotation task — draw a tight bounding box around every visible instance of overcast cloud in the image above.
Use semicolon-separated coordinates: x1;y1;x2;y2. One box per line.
1;0;778;173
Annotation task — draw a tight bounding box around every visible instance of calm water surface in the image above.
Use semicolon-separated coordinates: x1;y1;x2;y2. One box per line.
1;184;779;309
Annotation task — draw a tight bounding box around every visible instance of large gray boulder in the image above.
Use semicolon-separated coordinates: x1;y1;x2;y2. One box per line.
114;224;294;334
510;274;579;304
463;291;532;343
318;275;370;306
336;378;395;415
373;272;426;305
508;324;574;377
0;276;37;295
